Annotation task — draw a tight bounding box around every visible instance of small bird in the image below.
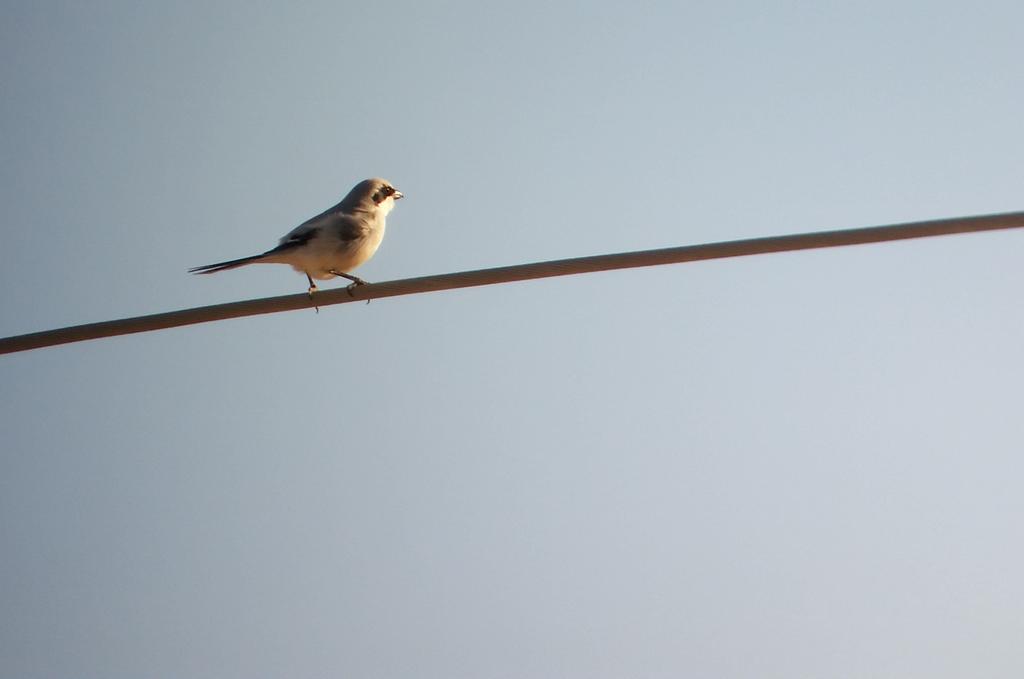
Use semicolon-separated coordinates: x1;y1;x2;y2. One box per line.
190;178;402;295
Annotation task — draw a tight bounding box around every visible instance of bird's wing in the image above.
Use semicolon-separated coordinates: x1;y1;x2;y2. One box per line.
264;210;367;256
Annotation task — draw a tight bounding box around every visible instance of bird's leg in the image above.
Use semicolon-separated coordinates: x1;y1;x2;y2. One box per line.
328;270;369;299
306;273;320;313
328;270;367;286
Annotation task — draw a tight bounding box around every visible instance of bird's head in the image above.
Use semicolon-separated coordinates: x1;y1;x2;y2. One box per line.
345;178;403;216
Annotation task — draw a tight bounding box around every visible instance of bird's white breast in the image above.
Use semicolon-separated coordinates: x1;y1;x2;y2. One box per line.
288;220;387;280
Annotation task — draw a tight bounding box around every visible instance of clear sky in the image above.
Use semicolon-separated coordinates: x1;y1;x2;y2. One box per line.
3;1;1024;677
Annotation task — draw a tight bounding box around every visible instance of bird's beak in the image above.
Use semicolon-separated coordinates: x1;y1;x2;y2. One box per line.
393;190;404;200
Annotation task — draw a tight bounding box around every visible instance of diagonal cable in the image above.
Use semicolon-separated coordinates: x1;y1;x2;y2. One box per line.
2;210;1023;355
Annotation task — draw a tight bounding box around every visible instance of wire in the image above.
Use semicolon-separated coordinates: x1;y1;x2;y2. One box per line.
2;210;1023;355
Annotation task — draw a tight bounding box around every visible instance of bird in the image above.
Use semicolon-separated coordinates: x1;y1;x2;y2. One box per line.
190;178;403;295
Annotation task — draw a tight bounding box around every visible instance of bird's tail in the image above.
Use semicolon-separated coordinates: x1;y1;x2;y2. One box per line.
188;254;267;275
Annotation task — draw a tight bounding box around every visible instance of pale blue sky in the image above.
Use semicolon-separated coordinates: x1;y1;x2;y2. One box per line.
3;2;1024;677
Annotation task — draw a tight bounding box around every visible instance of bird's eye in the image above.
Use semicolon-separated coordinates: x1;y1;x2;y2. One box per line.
372;184;398;204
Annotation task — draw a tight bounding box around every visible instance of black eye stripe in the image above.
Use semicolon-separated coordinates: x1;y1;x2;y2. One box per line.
373;185;396;203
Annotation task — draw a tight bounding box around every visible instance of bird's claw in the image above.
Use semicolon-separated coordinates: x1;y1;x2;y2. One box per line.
307;285;320;313
345;279;373;304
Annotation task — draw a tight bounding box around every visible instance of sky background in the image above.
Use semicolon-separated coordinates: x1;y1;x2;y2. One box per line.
3;1;1024;677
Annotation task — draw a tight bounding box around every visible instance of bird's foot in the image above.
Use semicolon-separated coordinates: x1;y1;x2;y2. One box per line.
307;285;320;313
345;280;373;304
328;270;370;302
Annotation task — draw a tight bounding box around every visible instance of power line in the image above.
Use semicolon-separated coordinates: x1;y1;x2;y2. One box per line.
2;210;1023;355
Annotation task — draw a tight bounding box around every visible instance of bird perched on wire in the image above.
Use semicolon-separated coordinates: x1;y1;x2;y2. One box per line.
190;178;403;296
